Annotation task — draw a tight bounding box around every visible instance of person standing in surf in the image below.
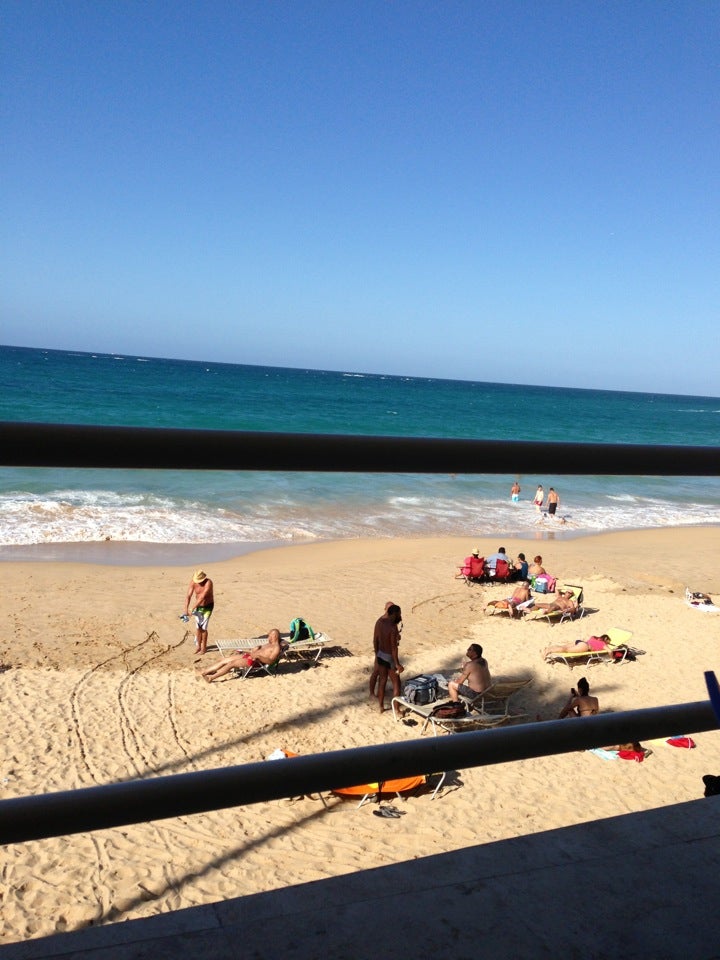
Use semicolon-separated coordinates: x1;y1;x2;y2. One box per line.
511;480;521;502
533;485;544;512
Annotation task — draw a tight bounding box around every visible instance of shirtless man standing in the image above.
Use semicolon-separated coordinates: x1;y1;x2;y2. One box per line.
201;628;283;683
448;644;492;702
185;569;214;655
369;601;403;698
373;603;404;713
559;677;598;717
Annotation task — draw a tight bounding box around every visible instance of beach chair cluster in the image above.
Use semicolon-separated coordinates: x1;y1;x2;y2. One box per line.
391;677;532;736
487;582;586;626
462;556;513;586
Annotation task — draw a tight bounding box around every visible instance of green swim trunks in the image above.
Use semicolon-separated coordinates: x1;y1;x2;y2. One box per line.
192;605;214;630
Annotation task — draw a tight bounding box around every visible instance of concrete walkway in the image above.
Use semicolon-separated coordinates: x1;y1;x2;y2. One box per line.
3;797;719;960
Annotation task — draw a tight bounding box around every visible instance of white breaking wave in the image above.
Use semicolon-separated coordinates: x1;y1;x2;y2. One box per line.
0;488;718;545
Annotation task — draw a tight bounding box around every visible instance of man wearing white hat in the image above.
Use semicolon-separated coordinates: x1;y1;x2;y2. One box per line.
184;569;214;655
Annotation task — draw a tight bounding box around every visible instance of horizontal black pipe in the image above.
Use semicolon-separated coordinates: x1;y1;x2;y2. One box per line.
1;701;715;846
2;421;719;474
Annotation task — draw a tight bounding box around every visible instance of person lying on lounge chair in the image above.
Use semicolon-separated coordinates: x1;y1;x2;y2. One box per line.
448;644;492;702
558;677;599;717
532;589;578;617
486;581;532;618
201;628;285;683
543;634;611;660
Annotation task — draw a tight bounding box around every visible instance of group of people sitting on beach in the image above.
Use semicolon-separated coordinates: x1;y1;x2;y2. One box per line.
456;547;563;586
456;546;543;582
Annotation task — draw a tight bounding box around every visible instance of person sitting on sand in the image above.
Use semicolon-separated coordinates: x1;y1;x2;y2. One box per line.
543;634;612;660
448;644;491;702
201;628;285;683
511;552;529;581
559;677;598;717
486;581;532;618
528;555;546;577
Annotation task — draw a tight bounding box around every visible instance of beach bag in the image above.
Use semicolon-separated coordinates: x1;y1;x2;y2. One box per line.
403;674;439;705
544;575;557;592
289;617;315;643
611;645;636;663
430;701;466;719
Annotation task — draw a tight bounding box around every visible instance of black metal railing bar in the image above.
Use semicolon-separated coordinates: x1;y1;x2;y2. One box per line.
1;701;716;846
1;421;718;474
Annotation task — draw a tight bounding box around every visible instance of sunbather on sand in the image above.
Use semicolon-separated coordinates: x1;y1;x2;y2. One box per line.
543;634;611;660
448;644;491;702
201;628;284;682
559;677;599;717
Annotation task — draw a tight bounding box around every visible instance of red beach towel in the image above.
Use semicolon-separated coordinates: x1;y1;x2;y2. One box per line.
666;736;695;749
618;749;646;762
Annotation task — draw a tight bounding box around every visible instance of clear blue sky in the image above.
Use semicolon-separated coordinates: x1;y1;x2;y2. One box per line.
2;1;718;395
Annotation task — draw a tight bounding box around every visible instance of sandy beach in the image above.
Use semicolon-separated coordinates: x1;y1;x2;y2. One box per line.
1;527;719;944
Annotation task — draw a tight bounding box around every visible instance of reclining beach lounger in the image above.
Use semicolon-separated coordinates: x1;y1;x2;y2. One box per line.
284;631;336;664
527;583;585;626
390;681;527;736
267;750;445;806
476;677;533;716
215;631;335;664
543;627;634;667
391;696;512;735
332;773;446;806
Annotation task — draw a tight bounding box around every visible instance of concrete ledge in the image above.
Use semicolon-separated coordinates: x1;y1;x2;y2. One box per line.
3;797;719;959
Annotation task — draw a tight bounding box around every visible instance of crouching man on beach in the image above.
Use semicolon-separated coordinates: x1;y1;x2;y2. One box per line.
448;644;492;702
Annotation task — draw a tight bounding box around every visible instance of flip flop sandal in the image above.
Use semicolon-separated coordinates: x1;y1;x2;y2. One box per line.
373;806;401;819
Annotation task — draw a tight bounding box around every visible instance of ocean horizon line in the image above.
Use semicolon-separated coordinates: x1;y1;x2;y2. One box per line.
3;341;719;402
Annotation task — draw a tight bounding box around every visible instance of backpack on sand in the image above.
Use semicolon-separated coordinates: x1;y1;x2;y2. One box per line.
289;618;315;643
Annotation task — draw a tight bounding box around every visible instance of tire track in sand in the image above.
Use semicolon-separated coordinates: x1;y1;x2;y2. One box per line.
67;630;188;923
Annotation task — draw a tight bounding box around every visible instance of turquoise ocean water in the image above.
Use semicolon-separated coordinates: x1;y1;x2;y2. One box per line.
0;345;718;560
